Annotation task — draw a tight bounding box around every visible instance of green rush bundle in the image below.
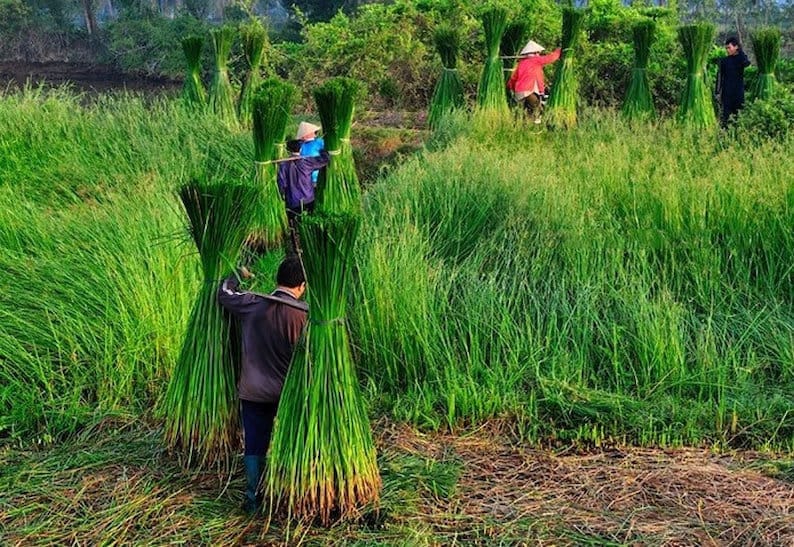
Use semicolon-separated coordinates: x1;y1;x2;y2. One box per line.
546;8;585;129
163;181;258;469
428;24;465;129
477;7;509;112
751;28;781;101
251;78;297;248
676;22;716;128
181;35;207;108
266;212;380;524
500;21;529;83
622;19;656;120
208;25;237;126
238;19;268;125
313;78;361;215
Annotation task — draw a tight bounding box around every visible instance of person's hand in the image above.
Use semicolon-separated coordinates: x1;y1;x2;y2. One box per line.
239;266;254;280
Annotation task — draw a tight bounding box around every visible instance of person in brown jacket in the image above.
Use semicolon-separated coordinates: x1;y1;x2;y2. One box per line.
217;256;308;514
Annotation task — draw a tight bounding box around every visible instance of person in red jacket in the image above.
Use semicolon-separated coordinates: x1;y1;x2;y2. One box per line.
507;40;561;124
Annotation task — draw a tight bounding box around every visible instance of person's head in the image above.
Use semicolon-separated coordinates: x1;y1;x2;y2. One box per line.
276;256;306;298
296;121;321;142
725;36;741;56
286;139;302;155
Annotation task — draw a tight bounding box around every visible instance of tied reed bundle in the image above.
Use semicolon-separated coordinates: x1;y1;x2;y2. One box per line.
622;19;657;120
251;78;297;248
500;21;529;83
477;7;509;112
163;181;258;469
546;8;585;129
238;19;268;125
313;78;361;215
266;212;380;525
428;24;465;130
751;28;781;101
208;25;237;127
181;35;206;108
676;22;716;128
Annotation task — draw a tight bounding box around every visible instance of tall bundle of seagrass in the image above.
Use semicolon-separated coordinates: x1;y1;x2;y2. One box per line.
163;180;258;469
238;19;268;124
622;19;656;120
266;211;380;524
209;25;237;126
546;7;585;129
181;35;206;108
313;78;361;215
676;22;716;128
251;78;296;248
477;7;509;112
751;27;781;101
428;24;465;130
500;21;529;84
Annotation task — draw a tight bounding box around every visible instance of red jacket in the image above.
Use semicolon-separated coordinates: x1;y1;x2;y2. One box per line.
507;48;561;95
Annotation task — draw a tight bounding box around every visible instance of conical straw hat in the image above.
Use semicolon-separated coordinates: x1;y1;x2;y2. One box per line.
296;121;321;140
519;40;545;55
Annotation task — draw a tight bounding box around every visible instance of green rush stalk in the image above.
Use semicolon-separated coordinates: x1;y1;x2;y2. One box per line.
546;7;585;129
208;25;237;127
477;7;509;112
622;19;656;120
428;24;465;130
676;22;716;128
181;35;207;108
251;78;297;249
751;28;781;101
162;181;258;469
238;19;268;125
500;21;529;83
266;212;380;525
313;78;361;215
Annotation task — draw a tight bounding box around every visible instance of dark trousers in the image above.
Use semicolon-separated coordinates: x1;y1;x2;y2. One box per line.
720;100;744;127
286;200;314;255
240;399;279;457
521;93;542;119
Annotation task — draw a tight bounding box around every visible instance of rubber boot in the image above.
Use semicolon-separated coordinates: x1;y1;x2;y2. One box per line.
243;455;261;515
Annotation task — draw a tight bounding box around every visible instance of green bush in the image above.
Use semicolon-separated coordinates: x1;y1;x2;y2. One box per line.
735;89;794;142
0;0;30;34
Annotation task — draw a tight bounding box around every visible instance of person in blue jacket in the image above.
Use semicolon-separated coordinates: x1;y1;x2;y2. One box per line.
296;121;324;186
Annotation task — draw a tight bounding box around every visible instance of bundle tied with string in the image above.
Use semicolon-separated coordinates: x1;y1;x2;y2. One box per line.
500;21;529;84
238;19;268;125
162;180;258;469
313;78;361;215
251;78;297;249
622;19;656;120
676;22;716;128
181;35;206;108
428;24;465;129
477;7;509;112
208;25;237;126
751;28;781;101
266;211;381;525
546;7;585;129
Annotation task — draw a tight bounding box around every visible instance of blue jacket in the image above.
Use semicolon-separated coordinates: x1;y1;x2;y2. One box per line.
300;137;325;185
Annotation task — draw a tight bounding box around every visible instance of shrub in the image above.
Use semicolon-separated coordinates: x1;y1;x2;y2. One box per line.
734;89;794;142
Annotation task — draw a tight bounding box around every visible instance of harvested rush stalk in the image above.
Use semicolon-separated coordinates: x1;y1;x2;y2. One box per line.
546;7;585;129
209;25;237;127
676;22;716;128
622;19;656;120
751;28;781;101
266;211;380;525
238;19;268;125
500;21;529;83
477;7;509;112
181;35;206;108
428;24;465;129
163;180;258;469
250;78;297;249
313;78;361;215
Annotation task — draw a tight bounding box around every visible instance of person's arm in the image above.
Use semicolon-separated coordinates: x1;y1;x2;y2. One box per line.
539;48;561;65
739;50;750;68
285;309;308;346
217;271;263;317
302;149;330;170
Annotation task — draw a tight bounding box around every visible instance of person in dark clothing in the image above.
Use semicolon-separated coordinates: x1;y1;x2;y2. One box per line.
715;36;751;126
217;257;308;514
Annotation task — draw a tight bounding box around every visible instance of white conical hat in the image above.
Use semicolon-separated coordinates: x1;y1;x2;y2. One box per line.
519;40;545;55
296;121;321;140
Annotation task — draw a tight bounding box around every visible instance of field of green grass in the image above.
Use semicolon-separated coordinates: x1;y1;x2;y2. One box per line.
1;88;793;543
